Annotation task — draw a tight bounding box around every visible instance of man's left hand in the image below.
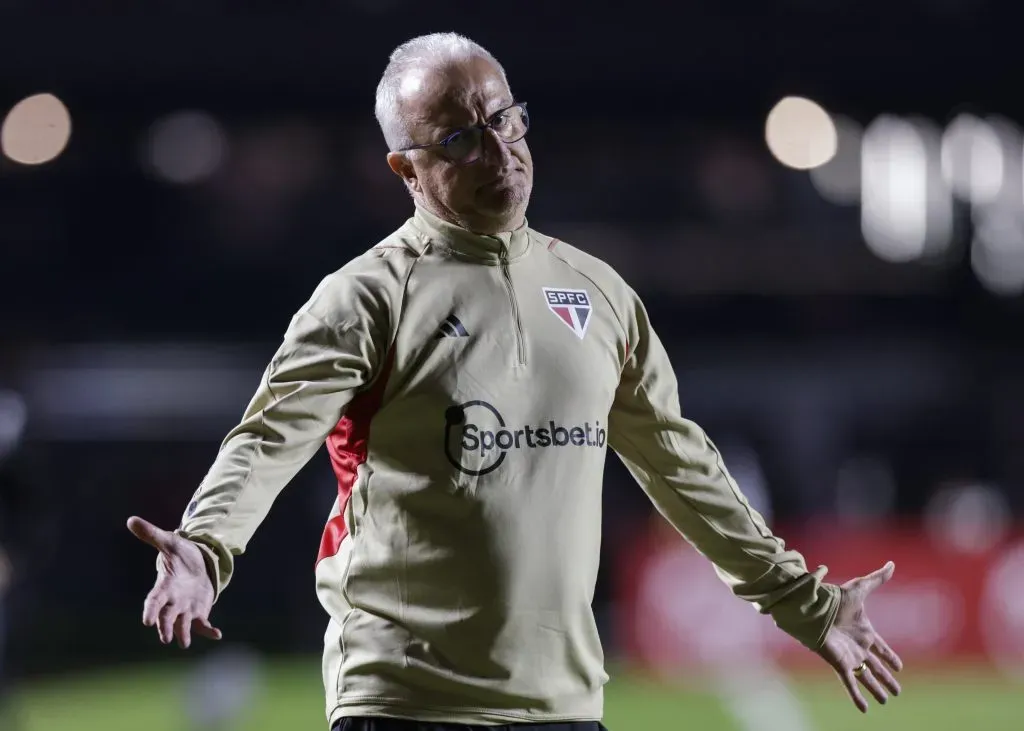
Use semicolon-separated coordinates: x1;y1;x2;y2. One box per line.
817;560;903;713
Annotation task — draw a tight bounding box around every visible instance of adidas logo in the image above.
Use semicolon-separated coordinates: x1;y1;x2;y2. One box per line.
437;314;469;338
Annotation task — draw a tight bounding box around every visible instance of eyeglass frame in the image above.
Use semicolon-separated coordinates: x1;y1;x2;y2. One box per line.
396;102;529;165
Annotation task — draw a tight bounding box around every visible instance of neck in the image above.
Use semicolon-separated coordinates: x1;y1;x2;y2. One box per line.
418;198;522;236
412;204;531;261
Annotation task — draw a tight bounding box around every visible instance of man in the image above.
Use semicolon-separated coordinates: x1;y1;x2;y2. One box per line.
129;33;903;730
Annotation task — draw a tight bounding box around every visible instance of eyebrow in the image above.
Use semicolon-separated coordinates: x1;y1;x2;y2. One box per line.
416;98;516;147
438;99;516;133
487;99;515;117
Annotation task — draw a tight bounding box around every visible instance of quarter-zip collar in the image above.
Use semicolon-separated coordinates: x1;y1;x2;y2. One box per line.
411;205;531;262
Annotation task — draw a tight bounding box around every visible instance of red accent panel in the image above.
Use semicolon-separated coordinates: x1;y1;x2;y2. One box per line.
316;351;395;566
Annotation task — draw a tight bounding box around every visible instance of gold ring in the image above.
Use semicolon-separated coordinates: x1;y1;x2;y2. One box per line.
853;661;868;677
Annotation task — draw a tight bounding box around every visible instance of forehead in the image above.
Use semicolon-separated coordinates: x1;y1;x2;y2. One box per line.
402;56;512;131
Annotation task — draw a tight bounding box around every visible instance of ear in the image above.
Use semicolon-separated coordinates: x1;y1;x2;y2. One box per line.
387;151;421;194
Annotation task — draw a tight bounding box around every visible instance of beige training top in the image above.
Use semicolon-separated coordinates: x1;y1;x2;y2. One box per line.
174;205;840;726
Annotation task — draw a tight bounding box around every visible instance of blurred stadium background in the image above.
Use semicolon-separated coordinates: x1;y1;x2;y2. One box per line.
2;2;1024;729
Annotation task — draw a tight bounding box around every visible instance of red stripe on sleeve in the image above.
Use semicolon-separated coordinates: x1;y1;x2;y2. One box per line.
316;350;395;566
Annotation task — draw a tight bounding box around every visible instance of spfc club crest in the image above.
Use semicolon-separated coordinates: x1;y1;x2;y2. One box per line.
543;287;592;339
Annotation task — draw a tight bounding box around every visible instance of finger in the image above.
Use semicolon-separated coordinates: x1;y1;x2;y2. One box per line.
157;604;179;645
838;668;869;713
142;590;167;628
857;664;889;705
193;616;223;641
872;635;904;672
127;516;176;554
174;613;193;650
867;654;901;697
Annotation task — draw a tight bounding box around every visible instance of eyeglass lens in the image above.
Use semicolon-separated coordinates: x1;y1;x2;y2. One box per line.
444;105;529;163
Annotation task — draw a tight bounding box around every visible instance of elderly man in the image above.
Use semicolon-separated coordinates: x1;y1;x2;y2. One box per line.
129;33;902;731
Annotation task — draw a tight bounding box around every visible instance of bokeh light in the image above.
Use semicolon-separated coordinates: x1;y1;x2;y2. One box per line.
809;115;864;205
925;482;1012;554
971;210;1024;296
860;116;953;263
941;114;1004;205
765;96;837;170
145;110;227;184
1;92;72;165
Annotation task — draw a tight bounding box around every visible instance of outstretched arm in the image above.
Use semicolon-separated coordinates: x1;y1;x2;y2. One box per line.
609;289;900;711
172;305;385;597
129;262;395;647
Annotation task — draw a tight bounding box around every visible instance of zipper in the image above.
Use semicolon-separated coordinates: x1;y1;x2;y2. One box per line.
499;249;527;365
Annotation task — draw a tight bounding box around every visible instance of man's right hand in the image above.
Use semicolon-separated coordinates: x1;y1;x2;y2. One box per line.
127;516;222;649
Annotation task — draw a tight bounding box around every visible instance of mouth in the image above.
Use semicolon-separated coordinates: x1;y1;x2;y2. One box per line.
482;169;520;188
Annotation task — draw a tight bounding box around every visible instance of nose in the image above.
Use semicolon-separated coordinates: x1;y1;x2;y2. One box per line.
479;127;514;168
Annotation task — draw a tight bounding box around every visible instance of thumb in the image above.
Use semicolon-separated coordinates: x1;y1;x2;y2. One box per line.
193;616;223;641
858;560;895;595
127;516;176;554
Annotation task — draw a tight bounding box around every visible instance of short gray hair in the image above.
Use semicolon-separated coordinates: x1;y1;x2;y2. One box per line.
374;32;508;152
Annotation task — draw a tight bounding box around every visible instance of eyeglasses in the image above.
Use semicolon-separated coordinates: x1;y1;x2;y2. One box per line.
399;102;529;165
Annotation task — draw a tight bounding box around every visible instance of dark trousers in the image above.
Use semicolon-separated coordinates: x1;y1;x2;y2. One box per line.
334;718;607;731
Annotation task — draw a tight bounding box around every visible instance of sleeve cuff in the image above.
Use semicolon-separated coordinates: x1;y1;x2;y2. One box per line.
767;566;842;652
173;529;231;602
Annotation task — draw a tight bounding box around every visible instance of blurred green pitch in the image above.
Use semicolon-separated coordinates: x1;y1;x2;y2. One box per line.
8;658;1022;731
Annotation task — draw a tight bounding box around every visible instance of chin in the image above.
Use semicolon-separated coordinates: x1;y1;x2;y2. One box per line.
479;202;527;228
479;184;528;211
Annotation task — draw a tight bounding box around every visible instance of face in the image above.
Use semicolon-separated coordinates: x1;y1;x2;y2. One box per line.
387;56;534;235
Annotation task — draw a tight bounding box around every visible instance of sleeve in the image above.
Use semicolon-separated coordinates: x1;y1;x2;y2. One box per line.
174;264;393;600
608;289;840;651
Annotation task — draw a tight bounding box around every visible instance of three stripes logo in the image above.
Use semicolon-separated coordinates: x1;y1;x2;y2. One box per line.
437;314;469;338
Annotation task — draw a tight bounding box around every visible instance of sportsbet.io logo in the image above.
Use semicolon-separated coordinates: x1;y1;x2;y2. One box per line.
444;400;607;476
